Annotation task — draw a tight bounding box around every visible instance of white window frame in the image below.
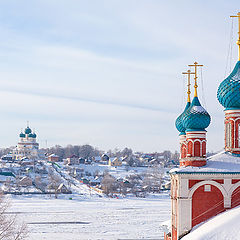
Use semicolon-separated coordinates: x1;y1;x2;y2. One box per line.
204;185;211;192
226;123;232;148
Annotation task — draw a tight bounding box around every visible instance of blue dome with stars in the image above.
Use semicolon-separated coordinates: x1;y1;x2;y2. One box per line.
175;102;191;135
217;61;240;109
182;97;211;131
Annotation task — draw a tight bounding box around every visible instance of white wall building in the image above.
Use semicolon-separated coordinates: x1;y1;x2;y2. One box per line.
12;125;40;160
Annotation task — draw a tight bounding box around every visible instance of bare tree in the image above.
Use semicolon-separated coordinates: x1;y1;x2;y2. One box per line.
143;165;163;193
101;174;116;196
48;169;62;198
0;194;27;240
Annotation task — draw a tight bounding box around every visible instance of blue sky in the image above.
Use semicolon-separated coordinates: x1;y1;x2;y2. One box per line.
0;0;239;152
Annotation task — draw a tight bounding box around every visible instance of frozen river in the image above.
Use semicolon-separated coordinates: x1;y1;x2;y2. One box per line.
9;194;171;240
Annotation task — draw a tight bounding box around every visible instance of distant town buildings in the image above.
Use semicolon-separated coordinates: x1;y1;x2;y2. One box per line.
67;155;79;165
48;154;59;163
108;157;122;167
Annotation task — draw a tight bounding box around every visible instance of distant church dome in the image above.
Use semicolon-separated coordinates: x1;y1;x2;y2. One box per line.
19;132;25;138
217;61;240;109
175;102;191;135
25;127;32;134
182;96;211;131
28;133;33;138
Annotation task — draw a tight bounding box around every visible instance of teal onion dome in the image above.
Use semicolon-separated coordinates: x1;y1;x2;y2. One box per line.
175;102;191;135
25;127;32;134
217;61;240;109
32;133;37;138
28;133;33;138
182;97;211;131
19;132;25;138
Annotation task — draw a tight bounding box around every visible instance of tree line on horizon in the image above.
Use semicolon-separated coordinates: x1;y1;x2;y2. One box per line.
0;144;180;162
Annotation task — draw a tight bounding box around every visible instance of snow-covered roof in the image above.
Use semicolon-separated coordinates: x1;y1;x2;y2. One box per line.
2;154;12;158
48;154;59;158
170;151;240;174
0;175;15;181
182;205;240;240
94;156;101;161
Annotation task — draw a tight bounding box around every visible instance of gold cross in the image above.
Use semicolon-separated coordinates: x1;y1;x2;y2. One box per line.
230;12;240;60
182;70;195;102
188;62;203;97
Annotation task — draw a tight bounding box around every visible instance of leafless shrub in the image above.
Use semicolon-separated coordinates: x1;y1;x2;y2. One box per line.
0;193;28;240
101;174;116;195
48;169;62;198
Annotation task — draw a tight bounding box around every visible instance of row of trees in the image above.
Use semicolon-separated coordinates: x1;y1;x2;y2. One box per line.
45;145;135;161
45;144;102;160
101;166;164;196
0;144;181;165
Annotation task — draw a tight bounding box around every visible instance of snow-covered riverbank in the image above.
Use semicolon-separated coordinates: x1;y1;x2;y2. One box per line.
8;193;170;240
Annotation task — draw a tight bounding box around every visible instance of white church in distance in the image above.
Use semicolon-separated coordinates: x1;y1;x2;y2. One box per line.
12;125;40;160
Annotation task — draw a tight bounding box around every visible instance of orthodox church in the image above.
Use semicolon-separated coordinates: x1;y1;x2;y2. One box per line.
12;124;39;160
165;12;240;240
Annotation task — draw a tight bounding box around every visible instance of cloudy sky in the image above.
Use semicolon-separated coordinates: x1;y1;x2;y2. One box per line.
0;0;239;152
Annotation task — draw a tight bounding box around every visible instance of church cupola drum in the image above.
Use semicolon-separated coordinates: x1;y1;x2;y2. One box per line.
217;12;240;154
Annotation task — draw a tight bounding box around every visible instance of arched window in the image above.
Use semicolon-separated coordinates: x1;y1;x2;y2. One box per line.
202;141;206;156
194;141;201;157
181;144;187;159
188;141;193;156
226;122;232;148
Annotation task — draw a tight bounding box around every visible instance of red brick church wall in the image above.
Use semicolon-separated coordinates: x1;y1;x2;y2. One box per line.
192;185;225;227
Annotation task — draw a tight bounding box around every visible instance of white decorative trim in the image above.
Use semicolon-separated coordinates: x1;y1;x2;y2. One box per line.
234;120;235;148
187;135;206;139
188;180;228;206
204;185;211;192
229;181;240;196
180;135;186;142
225;110;240;114
233;117;240;122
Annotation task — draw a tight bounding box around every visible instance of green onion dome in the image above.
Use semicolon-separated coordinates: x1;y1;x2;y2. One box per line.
175;102;191;135
217;61;240;109
32;133;37;138
19;132;25;138
25;127;32;134
28;133;33;138
182;96;211;131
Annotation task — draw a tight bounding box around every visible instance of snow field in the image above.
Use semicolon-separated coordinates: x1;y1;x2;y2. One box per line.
9;193;170;240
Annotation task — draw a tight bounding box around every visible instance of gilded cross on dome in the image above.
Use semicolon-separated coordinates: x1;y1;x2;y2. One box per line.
182;70;195;103
188;62;203;97
230;12;240;60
